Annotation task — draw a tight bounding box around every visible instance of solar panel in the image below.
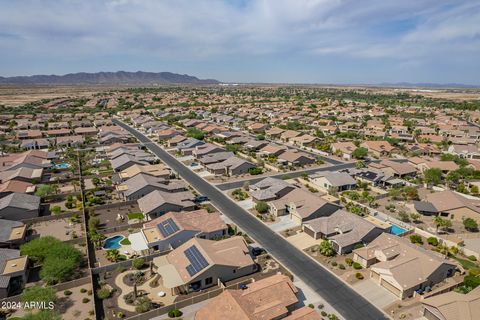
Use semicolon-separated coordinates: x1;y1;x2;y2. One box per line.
185;245;209;276
157;218;179;238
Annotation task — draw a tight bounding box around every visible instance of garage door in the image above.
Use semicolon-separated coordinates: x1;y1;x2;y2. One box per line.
303;226;316;239
380;279;402;298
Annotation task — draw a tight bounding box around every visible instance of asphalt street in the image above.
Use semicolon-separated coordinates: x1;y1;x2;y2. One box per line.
113;118;389;320
215;162;355;190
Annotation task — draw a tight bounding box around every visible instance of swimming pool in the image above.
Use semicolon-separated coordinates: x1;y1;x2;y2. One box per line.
390;224;408;235
103;235;125;250
53;162;71;169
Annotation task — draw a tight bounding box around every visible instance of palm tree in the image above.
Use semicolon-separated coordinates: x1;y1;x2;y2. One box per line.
319;240;334;257
105;249;121;262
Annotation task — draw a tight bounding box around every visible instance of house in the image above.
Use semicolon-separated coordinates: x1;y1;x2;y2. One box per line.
353;233;456;299
16;130;43;140
247;122;268;133
167;135;187;147
0;151;52;172
195;274;319;320
360;141;396;157
192;143;225;158
0;167;43;184
0;180;36;195
265;127;284;139
157;129;181;141
278;150;315;166
117;164;171;182
128;209;227;252
309;171;357;192
198;152;234;165
419;160;459;174
206;157;255;176
249;177;295;202
0;249;29;298
421;286;480;320
280;130;301;142
269;188;340;224
119;174;188;201
447;144;480;159
56;135;84;147
110;154;150;172
0;220;26;248
152;236;256;294
370;160;417;178
137;190;196;217
20;139;50;150
176;138;205;155
302;210;386;254
244;140;268;151
74;127;98;136
291;134;318;147
413;190;480;221
259;144;287;157
331;142;356;160
0;193;40;220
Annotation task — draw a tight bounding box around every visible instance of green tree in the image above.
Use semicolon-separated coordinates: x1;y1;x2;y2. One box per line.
105;249;123;262
22;310;62;320
20;236;82;284
410;234;423;244
96;287;111;300
355;160;365;169
352;147;368;159
132;258;145;270
255;201;269;214
186;128;205;140
248;167;263;175
22;286;57;305
135;296;153;313
424;168;443;186
463;218;479;232
319;240;335;257
35;184;56;199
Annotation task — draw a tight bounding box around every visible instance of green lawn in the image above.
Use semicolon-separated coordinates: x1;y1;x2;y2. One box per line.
127;212;145;220
120;238;131;245
453;256;478;270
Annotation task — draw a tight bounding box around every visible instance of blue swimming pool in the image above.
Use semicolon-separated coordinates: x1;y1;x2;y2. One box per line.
53;162;71;169
390;224;408;235
103;235;125;250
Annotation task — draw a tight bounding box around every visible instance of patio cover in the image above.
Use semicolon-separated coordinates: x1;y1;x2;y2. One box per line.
153;255;185;289
128;232;149;251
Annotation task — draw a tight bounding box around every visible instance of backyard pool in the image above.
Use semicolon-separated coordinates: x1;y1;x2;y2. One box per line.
103;235;125;250
53;162;71;169
390;224;408;236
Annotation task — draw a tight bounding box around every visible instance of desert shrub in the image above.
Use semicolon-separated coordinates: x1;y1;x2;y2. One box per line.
352;262;362;270
355;272;364;280
427;237;439;246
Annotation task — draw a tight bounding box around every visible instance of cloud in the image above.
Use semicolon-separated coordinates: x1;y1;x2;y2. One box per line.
0;0;478;83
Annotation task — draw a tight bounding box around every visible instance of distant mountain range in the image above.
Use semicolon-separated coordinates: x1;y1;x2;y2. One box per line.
0;71;219;85
376;82;479;89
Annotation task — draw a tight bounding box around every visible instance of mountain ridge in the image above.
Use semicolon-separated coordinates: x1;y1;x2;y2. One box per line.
0;71;219;85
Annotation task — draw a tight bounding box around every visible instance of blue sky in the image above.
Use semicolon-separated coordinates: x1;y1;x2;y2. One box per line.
0;0;479;84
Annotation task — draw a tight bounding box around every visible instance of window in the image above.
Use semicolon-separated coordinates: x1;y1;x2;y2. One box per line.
233;269;236;274
205;277;213;285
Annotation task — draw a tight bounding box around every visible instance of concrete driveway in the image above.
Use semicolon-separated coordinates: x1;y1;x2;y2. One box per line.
353;278;398;309
287;232;320;250
237;198;254;210
269;215;299;232
177;155;194;162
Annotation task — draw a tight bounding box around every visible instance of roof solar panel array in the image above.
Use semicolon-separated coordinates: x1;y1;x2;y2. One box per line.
185;245;209;276
157;218;179;238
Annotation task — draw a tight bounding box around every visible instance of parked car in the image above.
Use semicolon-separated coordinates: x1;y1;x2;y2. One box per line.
194;195;209;203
